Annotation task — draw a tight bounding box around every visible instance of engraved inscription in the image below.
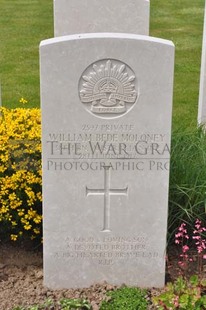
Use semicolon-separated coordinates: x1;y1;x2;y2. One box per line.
86;166;128;232
46;129;170;171
79;59;138;118
53;236;160;266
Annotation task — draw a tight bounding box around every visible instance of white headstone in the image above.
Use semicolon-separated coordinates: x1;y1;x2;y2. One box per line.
40;33;174;289
54;0;150;37
198;3;206;125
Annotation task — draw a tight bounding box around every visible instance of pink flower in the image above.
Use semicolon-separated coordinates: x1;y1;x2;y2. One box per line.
193;236;201;240
174;296;179;307
183;245;189;253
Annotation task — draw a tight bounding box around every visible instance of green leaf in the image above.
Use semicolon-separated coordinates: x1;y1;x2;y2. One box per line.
100;287;148;310
199;295;206;306
201;279;206;287
60;298;91;309
179;294;189;309
189;275;199;286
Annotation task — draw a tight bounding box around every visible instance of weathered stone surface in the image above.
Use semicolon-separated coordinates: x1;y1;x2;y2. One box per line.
40;33;174;289
54;0;150;36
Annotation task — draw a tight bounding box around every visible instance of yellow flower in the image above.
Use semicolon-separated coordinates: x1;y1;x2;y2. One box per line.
10;234;18;241
33;228;40;234
27;209;37;219
36;192;42;201
18;210;24;217
19;97;28;104
33;215;42;224
24;223;32;230
0;107;42;241
21;218;27;224
0;206;9;214
9;193;16;200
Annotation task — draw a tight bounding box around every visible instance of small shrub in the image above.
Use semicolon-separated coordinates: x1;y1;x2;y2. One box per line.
0;107;42;243
59;298;91;309
153;275;206;310
174;220;206;278
193;219;206;274
174;222;192;272
100;286;148;310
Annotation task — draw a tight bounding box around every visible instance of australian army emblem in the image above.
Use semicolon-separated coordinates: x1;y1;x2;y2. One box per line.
79;59;138;118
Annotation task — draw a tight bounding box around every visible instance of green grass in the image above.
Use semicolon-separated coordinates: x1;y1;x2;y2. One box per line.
149;1;206;243
0;0;53;108
0;0;205;129
150;0;205;130
168;127;206;243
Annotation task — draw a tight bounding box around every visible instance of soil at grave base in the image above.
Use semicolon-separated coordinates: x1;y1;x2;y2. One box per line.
0;243;205;310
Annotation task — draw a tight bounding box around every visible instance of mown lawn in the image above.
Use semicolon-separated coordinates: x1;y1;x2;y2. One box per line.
150;0;205;130
0;0;53;109
0;0;205;130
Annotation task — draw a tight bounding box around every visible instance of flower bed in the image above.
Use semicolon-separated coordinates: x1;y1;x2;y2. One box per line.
0;107;42;242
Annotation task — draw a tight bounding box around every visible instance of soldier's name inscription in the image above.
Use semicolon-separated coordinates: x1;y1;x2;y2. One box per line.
46;128;170;171
46;131;169;157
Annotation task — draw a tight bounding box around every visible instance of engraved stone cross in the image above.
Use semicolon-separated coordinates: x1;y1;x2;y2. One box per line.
86;166;128;232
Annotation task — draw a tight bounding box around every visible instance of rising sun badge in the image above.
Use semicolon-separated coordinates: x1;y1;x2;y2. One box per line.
79;59;138;118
